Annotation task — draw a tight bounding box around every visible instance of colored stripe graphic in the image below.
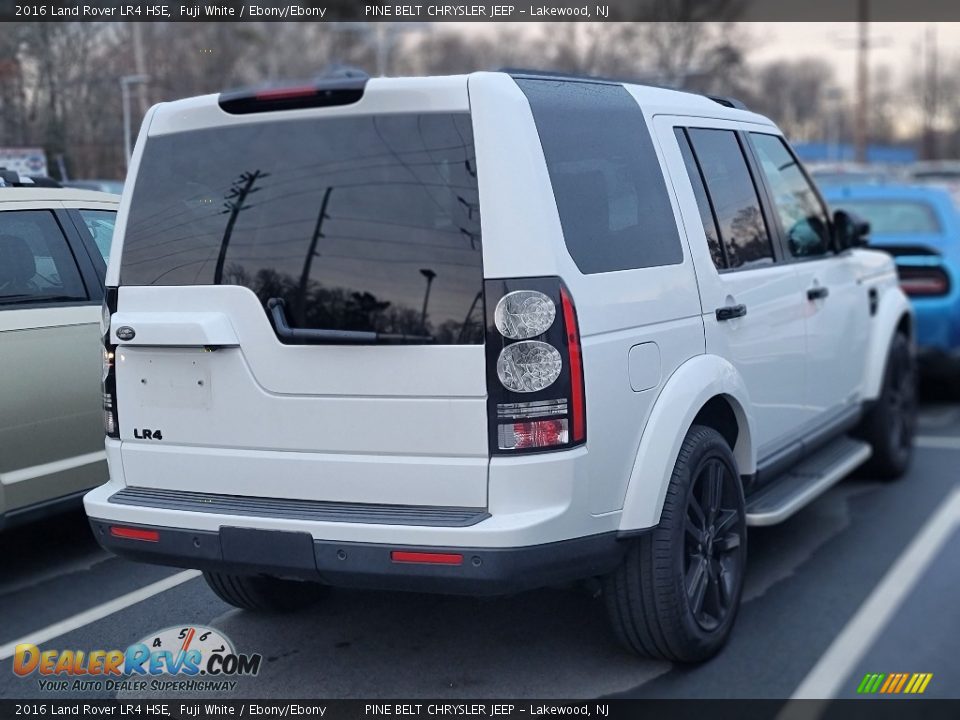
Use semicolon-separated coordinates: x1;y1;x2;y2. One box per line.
887;673;906;693
857;673;933;694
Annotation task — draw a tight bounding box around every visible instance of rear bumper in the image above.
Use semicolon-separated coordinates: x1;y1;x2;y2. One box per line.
87;517;627;595
911;297;960;354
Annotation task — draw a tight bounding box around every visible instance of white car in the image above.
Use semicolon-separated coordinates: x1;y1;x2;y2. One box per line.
0;183;118;527
84;71;915;662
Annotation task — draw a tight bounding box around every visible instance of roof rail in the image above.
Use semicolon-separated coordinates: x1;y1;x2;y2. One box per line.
498;67;750;112
707;95;748;110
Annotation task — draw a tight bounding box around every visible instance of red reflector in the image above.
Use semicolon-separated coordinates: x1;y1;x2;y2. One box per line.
255;86;316;101
499;418;569;450
390;551;463;566
559;286;586;443
110;526;160;543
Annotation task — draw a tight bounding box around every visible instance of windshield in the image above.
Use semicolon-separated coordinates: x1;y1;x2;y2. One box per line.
120;112;484;344
836;200;942;235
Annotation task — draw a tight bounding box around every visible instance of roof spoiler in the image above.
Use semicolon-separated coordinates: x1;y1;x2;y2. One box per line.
218;73;369;115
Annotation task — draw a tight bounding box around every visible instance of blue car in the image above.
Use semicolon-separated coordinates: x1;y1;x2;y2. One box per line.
823;184;960;378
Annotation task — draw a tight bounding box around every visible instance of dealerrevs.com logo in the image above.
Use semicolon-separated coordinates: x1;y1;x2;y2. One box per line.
13;625;261;693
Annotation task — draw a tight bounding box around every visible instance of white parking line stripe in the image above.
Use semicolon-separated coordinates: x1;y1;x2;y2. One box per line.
0;570;201;661
916;435;960;450
789;488;960;700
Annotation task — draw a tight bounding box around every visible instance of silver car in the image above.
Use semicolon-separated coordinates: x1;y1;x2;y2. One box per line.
0;186;118;527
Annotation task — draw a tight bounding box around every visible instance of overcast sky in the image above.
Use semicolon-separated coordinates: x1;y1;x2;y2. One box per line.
457;21;959;93
744;22;956;88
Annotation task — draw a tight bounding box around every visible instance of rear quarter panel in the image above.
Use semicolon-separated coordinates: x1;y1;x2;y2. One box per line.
470;73;706;517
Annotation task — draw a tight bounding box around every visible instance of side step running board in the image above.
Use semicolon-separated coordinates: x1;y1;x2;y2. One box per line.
745;436;872;526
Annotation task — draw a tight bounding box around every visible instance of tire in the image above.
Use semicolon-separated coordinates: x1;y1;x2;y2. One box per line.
603;425;747;663
203;571;326;612
856;332;917;481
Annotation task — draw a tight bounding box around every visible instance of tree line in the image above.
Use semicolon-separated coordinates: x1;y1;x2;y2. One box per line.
0;21;951;180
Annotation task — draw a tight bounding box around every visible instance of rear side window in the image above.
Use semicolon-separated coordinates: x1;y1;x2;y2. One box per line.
517;79;683;274
676;128;725;269
0;211;87;307
121;113;483;344
77;209;117;263
686;128;774;270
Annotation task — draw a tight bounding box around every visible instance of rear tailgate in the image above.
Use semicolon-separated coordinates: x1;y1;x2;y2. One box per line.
110;77;489;509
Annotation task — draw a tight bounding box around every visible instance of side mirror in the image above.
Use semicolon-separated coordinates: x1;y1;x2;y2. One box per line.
833;209;870;251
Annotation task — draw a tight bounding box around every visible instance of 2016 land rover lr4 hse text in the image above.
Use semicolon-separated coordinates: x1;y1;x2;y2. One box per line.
85;71;917;662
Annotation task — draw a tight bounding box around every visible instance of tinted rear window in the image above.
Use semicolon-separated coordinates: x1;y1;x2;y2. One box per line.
121;113;484;344
836;200;942;235
517;79;683;274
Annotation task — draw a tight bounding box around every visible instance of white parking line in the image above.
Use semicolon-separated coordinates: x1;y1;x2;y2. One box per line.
789;488;960;699
916;434;960;451
0;570;201;661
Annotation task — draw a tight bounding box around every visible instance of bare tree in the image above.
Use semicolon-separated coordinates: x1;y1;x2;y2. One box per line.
747;58;836;141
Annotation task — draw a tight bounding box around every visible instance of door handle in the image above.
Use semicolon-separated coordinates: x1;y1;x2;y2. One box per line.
716;304;747;321
807;286;830;301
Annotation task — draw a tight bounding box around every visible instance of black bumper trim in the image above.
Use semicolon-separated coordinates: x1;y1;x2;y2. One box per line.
88;518;628;595
108;486;490;528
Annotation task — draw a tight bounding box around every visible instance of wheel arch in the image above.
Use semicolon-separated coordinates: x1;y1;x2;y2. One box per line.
863;287;914;402
618;354;755;532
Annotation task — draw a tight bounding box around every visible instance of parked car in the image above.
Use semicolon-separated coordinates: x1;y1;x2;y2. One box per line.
823;184;960;382
86;71;915;662
0;168;61;188
808;162;896;187
0;181;119;528
906;161;960;208
62;179;124;195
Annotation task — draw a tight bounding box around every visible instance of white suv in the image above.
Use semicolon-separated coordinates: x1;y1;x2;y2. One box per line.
85;71;915;662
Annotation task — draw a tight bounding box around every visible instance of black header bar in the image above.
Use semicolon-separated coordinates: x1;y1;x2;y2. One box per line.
1;700;960;720
4;0;960;22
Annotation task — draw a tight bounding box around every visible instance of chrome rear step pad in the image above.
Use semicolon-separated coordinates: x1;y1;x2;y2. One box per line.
745;436;872;526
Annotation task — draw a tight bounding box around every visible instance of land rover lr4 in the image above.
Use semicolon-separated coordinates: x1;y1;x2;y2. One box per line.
86;71;916;662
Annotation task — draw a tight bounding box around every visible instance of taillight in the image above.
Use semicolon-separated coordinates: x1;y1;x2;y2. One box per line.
485;277;586;454
102;287;119;439
898;266;951;297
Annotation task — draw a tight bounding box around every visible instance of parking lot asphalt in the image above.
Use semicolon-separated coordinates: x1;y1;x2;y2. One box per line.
1;403;958;700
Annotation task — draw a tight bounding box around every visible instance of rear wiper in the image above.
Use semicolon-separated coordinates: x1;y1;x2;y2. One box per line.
267;298;435;345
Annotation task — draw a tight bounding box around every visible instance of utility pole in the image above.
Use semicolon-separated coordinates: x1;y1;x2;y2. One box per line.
132;24;149;113
295;187;333;325
214;170;267;285
419;268;436;331
921;24;939;160
330;23;429;76
854;0;869;164
121;74;149;169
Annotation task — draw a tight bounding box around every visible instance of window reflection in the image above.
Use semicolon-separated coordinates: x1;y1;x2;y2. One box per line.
121;113;484;344
750;133;830;258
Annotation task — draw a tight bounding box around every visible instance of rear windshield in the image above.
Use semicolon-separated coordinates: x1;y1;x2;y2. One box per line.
838;200;942;235
121;113;484;344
